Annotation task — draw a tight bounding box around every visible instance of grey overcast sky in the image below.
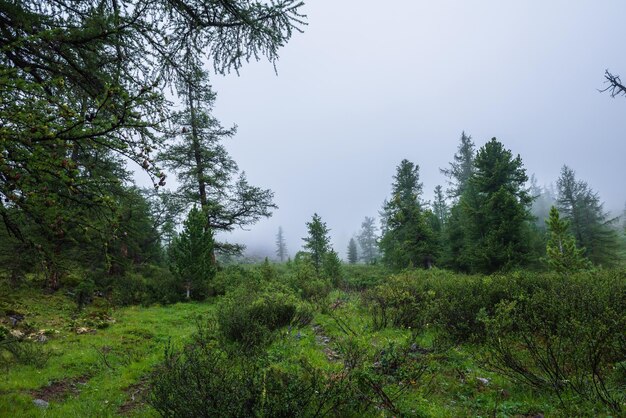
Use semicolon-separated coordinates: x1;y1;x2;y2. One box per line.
196;0;626;259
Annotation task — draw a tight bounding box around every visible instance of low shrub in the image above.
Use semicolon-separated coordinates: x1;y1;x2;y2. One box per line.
480;270;626;414
0;336;50;370
149;324;403;417
216;282;308;350
288;254;331;303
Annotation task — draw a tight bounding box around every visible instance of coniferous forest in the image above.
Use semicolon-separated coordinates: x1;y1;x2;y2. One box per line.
1;1;625;417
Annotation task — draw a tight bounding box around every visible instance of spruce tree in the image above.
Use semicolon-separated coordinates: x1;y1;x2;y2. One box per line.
275;226;288;262
544;206;590;273
168;206;215;300
529;174;556;230
302;213;331;273
347;238;358;264
462;138;533;273
556;165;619;266
380;160;437;270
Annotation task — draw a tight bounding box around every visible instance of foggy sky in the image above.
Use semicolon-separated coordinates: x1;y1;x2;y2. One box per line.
175;1;626;259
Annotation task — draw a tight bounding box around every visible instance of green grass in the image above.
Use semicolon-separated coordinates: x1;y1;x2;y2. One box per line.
1;283;617;417
0;288;213;417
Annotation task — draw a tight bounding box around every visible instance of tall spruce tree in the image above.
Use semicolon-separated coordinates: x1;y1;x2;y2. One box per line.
440;132;476;271
347;238;358;264
461;138;533;273
380;160;437;270
556;165;620;266
302;213;331;273
275;226;288;262
357;216;379;264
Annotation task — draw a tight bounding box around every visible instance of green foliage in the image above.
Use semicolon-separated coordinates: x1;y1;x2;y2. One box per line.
288;252;331;303
0;337;50;370
380;159;437;270
322;249;343;287
340;264;390;290
74;279;95;311
556;165;620;266
149;327;375;418
544;206;591;273
302;213;331;273
0;0;304;291
480;270;626;413
149;334;259;417
209;265;255;296
216;282;306;350
455;138;533;273
168;206;215;301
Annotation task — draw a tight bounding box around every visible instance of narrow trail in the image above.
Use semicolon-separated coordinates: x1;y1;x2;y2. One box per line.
311;323;341;362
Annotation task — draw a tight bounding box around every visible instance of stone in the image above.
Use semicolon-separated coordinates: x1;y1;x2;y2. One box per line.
33;399;49;409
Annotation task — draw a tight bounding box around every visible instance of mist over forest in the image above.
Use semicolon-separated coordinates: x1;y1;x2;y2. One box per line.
178;1;626;260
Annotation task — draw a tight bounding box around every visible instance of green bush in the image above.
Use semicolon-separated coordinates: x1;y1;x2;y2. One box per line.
209;265;255;296
288;254;331;303
480;270;626;414
0;337;50;370
216;283;306;350
150;337;258;417
341;264;389;290
150;325;394;417
74;278;95;310
364;269;544;342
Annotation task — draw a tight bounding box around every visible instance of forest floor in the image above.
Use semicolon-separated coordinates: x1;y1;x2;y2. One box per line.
0;286;582;417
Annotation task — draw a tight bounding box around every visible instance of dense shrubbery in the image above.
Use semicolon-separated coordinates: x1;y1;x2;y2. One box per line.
365;268;626;413
341;264;389;290
217;281;313;350
150;322;430;417
287;253;332;303
480;270;626;413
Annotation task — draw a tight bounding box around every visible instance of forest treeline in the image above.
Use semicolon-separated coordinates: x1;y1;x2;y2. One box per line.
1;1;625;303
341;132;624;273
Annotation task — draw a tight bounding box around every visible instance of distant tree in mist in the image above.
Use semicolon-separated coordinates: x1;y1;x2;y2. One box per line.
275;226;288;262
357;216;379;264
380;160;437;269
529;174;556;229
302;213;332;273
556;165;620;266
440;131;476;199
347;238;358;264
